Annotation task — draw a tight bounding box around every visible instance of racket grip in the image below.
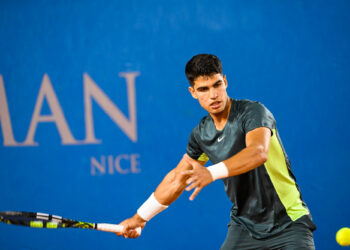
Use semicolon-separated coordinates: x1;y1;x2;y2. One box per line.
97;223;141;235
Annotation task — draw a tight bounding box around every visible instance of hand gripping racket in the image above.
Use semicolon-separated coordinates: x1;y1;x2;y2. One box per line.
0;211;141;235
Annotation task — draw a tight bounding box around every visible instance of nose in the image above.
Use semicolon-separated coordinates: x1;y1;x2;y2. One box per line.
209;88;218;99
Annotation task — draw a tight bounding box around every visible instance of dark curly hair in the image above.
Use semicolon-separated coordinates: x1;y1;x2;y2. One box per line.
185;54;223;86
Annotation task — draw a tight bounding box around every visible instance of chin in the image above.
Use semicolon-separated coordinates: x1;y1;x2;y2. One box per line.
210;107;225;114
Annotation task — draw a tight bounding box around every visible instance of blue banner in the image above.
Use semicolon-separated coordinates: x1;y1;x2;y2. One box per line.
1;1;350;249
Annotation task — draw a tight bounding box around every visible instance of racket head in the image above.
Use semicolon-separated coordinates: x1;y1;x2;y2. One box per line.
0;211;96;229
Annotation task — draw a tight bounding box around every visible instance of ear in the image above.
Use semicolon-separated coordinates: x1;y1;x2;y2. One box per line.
223;75;228;89
188;86;198;99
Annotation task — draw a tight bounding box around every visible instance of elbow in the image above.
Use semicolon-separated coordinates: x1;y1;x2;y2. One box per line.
255;145;268;165
260;151;268;164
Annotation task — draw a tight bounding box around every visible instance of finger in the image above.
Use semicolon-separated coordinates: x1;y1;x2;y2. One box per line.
121;224;129;234
181;170;193;176
185;180;200;191
190;187;202;201
127;231;136;239
133;230;140;239
129;228;142;238
186;177;196;185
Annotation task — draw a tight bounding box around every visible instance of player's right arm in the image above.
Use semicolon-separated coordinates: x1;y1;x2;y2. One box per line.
116;155;206;238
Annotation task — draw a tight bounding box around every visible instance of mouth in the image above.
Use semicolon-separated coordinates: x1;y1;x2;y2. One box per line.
210;101;221;109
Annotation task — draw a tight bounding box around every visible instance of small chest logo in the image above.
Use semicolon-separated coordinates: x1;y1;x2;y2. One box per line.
218;136;225;142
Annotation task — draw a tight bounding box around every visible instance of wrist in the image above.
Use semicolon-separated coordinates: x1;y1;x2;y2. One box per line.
207;162;229;181
137;193;168;221
133;213;147;223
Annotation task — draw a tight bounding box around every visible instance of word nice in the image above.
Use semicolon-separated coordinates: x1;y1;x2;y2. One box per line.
0;72;139;146
91;154;141;175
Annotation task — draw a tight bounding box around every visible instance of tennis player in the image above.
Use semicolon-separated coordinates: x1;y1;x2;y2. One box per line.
116;54;316;249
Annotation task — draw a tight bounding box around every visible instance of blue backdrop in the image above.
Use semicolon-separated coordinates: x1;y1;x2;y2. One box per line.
1;1;349;249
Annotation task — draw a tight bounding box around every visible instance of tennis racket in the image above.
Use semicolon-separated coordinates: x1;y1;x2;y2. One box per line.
0;211;141;235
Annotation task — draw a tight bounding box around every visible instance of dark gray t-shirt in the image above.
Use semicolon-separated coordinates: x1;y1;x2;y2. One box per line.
186;99;315;239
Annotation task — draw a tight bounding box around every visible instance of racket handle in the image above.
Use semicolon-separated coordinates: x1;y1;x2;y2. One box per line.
97;223;141;235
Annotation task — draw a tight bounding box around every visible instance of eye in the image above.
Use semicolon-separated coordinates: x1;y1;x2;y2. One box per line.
197;87;208;92
214;82;222;88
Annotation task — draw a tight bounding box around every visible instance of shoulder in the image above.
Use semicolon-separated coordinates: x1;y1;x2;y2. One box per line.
233;99;267;111
191;115;212;136
231;99;272;116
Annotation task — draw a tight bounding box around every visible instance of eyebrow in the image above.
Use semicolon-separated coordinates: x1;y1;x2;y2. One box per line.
213;80;222;85
196;80;222;90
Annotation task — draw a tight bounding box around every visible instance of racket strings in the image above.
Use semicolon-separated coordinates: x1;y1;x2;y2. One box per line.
0;211;97;230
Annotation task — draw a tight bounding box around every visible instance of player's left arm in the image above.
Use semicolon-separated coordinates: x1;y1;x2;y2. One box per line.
182;127;271;200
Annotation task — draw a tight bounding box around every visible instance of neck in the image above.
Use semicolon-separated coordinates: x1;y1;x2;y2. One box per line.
210;97;232;130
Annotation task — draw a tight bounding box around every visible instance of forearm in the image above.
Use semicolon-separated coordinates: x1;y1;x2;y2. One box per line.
154;159;192;205
223;144;268;177
135;157;193;222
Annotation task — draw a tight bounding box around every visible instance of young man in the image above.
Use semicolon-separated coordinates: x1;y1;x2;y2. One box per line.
116;54;316;249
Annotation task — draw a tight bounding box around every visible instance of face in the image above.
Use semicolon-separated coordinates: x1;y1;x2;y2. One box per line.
188;73;229;115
